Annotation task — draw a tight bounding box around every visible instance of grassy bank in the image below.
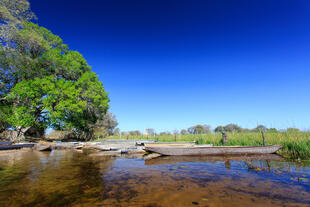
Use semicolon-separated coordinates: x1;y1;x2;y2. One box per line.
102;131;310;160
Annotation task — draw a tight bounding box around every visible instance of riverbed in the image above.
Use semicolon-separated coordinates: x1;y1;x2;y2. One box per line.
0;150;309;207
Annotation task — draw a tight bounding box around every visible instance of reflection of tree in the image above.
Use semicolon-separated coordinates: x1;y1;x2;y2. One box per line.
224;160;231;170
0;151;48;206
266;160;271;172
244;160;282;172
0;151;115;206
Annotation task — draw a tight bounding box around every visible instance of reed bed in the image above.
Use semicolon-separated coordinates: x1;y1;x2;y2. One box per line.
105;131;310;160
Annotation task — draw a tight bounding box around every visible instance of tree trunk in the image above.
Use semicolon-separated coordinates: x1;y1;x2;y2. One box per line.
10;126;31;142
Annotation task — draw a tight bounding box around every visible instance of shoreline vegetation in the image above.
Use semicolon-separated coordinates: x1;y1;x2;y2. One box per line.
95;131;310;160
1;1;309;161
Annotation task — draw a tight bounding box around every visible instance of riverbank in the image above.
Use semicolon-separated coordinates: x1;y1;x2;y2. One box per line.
102;131;310;160
2;131;309;160
0;140;162;160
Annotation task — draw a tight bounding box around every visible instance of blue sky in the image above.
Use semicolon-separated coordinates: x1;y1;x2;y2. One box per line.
30;0;310;132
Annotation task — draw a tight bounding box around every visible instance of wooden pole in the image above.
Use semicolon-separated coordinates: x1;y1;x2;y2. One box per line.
174;133;176;142
261;130;266;146
221;132;227;145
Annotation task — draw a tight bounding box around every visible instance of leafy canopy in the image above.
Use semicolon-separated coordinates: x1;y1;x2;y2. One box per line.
0;1;109;138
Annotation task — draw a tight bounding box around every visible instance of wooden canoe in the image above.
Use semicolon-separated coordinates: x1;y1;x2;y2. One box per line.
17;144;35;148
144;142;195;147
145;145;282;156
0;145;23;150
0;142;13;145
0;144;35;150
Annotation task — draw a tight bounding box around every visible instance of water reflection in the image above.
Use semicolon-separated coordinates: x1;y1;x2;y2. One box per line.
144;154;284;165
0;150;115;206
0;151;309;207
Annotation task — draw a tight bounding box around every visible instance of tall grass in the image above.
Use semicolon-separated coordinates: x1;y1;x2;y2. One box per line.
104;131;310;160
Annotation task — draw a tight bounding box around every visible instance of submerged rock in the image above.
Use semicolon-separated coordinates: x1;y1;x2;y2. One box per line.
89;150;122;156
144;153;161;160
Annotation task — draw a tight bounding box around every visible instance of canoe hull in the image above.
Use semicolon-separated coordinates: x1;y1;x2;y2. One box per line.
0;144;35;150
0;142;13;145
144;143;194;147
145;145;282;156
0;145;23;150
35;144;52;151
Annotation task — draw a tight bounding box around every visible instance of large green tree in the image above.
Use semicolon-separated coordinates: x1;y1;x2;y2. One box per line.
0;0;109;141
0;0;36;132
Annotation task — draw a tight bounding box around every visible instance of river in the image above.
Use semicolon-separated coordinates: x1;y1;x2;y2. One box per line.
0;150;309;207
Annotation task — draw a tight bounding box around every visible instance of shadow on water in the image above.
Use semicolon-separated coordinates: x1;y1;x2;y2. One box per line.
0;150;115;206
0;151;310;207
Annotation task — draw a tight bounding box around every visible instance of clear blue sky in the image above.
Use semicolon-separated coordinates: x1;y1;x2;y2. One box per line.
30;0;310;132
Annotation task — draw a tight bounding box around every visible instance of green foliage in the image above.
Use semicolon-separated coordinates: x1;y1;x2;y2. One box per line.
0;102;11;132
0;1;109;139
214;126;225;133
188;124;211;134
114;128;120;136
128;130;141;136
0;0;35;24
7;71;109;137
180;129;187;135
93;112;118;138
286;128;300;133
193;125;204;134
253;125;267;132
223;124;242;132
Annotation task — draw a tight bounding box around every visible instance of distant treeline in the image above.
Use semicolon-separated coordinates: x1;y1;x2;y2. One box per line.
119;124;303;137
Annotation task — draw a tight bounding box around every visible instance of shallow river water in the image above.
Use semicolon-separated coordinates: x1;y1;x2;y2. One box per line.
0;150;309;207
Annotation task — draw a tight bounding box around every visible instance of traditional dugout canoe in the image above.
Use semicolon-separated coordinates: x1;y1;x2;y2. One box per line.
0;142;13;145
18;144;35;148
0;145;23;150
145;145;282;156
144;142;195;147
0;144;35;150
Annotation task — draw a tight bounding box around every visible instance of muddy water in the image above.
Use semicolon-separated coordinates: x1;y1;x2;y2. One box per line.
0;150;309;207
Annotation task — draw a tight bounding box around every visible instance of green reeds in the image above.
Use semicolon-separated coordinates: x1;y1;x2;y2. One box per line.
102;131;310;160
